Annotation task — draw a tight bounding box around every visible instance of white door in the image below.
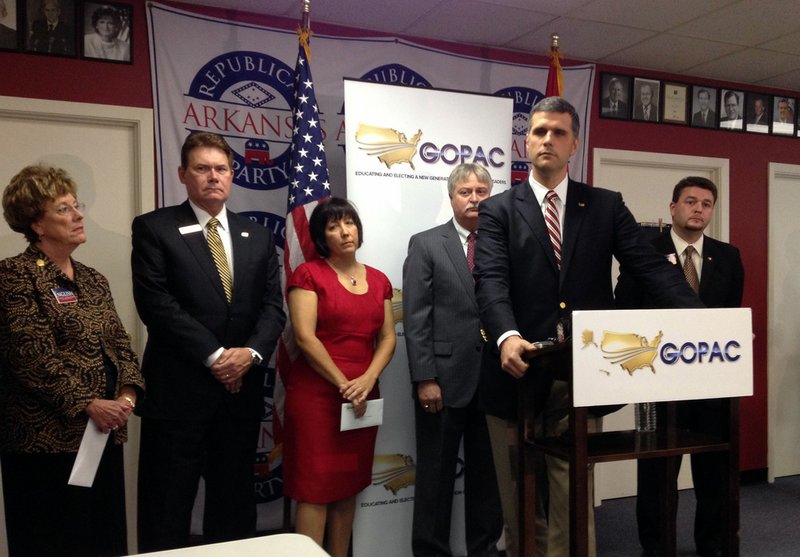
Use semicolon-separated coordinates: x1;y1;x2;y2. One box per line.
0;96;153;556
768;163;800;480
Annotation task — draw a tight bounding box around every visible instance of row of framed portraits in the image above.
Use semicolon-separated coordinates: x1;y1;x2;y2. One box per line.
0;0;132;63
600;73;799;137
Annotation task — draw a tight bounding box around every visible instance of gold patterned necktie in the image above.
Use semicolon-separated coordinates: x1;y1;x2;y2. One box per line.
683;245;700;293
206;217;232;303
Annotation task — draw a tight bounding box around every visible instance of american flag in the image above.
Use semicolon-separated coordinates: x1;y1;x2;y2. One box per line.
271;29;331;466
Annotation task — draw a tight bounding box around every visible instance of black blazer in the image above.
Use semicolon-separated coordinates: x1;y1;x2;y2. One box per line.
131;201;285;421
403;221;484;408
474;179;702;419
615;230;744;310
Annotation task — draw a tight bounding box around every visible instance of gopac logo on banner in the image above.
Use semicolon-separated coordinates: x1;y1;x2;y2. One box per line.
354;123;505;174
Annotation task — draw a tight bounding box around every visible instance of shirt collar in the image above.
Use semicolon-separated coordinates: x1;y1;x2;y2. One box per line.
451;217;473;245
670;228;704;259
529;173;569;207
189;199;229;232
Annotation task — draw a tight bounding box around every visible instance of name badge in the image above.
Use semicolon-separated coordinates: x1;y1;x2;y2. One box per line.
52;287;78;304
179;224;203;235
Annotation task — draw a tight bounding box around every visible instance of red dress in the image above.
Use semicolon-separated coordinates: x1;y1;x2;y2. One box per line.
284;259;392;503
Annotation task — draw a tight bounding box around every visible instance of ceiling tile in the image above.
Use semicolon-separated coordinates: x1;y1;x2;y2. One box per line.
759;31;800;56
671;0;800;47
507;18;655;61
403;0;555;45
481;0;595;16
686;48;800;85
566;0;739;32
755;69;800;91
602;34;743;74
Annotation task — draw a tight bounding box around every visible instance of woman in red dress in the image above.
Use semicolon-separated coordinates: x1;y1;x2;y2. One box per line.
285;197;396;556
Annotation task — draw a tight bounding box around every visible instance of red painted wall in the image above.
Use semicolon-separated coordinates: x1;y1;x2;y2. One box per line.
2;0;795;471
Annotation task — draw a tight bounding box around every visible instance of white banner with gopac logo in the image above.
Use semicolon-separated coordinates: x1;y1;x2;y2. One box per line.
345;79;512;557
572;308;753;406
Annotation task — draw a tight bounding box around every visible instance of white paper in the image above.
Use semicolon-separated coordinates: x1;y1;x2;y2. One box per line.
340;398;384;431
68;419;109;487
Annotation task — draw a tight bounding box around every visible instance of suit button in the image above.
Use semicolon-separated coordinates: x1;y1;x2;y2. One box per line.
559;302;566;309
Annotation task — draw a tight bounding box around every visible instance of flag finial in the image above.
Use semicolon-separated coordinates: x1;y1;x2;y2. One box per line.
301;0;310;31
550;32;559;49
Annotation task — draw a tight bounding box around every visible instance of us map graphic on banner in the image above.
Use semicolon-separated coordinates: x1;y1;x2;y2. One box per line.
344;79;512;556
147;0;595;537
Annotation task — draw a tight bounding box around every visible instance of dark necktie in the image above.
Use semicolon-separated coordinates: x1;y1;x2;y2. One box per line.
466;232;476;273
683;245;700;293
207;217;233;303
545;190;562;269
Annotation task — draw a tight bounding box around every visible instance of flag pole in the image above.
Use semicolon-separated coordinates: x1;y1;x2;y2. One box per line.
545;32;563;97
301;0;310;32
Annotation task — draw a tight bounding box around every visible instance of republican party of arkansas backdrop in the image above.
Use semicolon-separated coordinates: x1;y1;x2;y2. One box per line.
147;0;595;537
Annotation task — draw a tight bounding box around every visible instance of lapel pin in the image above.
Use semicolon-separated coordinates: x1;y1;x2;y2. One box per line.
241;232;249;237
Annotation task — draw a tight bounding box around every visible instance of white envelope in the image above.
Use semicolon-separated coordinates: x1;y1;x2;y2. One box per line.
340;398;384;431
68;419;109;487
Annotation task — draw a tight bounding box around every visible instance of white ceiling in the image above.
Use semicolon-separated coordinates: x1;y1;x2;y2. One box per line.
184;0;800;93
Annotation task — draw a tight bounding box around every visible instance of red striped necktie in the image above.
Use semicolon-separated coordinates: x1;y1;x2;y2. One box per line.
545;190;562;269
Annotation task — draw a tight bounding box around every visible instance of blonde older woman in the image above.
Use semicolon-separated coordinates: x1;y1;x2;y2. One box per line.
0;164;144;557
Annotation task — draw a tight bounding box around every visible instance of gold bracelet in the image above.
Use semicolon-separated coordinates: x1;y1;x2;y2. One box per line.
122;395;136;409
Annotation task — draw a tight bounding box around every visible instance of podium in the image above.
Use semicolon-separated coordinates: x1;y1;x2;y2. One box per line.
516;308;753;557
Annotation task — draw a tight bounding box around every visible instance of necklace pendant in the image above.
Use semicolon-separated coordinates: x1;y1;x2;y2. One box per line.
349;276;357;286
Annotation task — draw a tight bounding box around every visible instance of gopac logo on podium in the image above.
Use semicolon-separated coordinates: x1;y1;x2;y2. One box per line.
581;328;742;376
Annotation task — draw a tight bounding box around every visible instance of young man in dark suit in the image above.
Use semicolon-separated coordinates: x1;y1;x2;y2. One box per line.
131;131;285;551
615;177;744;557
403;163;503;557
474;96;702;556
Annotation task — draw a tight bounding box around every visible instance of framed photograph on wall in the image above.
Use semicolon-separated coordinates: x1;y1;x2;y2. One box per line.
718;89;744;131
599;73;631;120
662;82;689;125
81;1;131;63
631;78;660;122
0;0;20;51
771;96;795;136
24;0;77;57
690;85;718;128
745;92;771;134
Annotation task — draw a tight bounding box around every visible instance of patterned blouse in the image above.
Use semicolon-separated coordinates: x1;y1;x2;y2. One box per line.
0;246;144;453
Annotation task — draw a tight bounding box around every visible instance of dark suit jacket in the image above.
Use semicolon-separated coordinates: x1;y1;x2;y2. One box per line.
692;109;716;127
615;231;743;310
601;98;629;116
403;220;484;408
633;103;658;121
474;179;702;419
28;19;74;55
131;201;285;421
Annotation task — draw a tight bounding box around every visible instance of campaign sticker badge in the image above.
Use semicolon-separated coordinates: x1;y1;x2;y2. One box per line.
52;287;78;304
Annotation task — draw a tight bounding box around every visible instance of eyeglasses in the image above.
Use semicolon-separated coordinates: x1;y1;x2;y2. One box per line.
52;202;86;216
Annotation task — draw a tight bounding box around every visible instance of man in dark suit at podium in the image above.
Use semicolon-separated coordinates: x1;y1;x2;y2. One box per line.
615;176;744;557
474;96;701;556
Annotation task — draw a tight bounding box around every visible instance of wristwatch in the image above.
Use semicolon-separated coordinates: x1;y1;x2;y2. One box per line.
247;348;263;366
